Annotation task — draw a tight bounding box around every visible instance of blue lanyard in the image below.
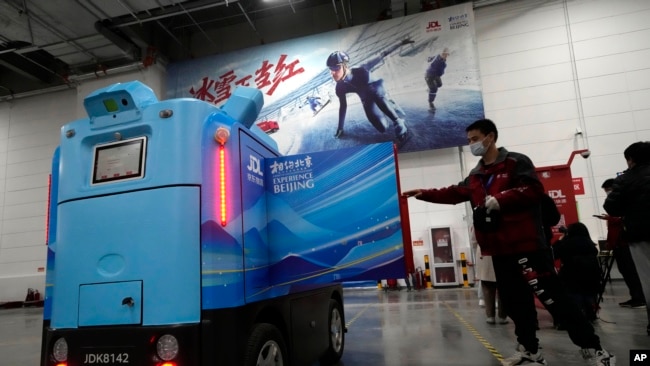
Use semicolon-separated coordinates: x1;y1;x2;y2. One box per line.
483;174;495;190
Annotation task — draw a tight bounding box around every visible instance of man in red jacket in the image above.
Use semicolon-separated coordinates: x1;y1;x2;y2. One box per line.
403;119;615;366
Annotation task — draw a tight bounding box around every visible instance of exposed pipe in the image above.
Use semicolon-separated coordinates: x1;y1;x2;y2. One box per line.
117;0;143;26
0;84;74;102
109;0;240;28
169;0;306;32
0;85;14;97
561;0;602;239
0;45;70;85
95;21;141;60
237;2;259;35
21;0;34;44
4;0;99;63
123;0;188;54
340;0;349;26
176;2;219;49
347;0;353;26
0;61;145;103
331;0;341;27
66;61;144;82
75;0;111;19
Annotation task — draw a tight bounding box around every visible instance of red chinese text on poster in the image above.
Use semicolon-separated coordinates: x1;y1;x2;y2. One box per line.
189;54;304;105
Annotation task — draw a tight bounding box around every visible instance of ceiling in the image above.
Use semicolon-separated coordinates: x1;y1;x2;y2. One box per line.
0;0;477;101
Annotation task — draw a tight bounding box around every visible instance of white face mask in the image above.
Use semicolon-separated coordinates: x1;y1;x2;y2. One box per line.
470;138;488;156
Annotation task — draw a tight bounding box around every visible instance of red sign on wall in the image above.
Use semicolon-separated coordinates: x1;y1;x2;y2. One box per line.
536;166;578;243
572;177;585;195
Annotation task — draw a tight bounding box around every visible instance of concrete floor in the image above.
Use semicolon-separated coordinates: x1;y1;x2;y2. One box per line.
2;280;648;366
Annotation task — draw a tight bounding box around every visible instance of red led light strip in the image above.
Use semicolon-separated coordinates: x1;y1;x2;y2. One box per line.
219;146;227;226
45;174;51;245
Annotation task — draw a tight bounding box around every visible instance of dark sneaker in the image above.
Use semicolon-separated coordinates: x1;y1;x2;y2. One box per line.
580;348;616;366
628;301;646;309
618;299;633;307
334;129;343;139
429;101;436;111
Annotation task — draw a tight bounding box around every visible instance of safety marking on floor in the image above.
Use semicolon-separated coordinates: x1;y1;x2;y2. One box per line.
443;302;504;362
345;303;371;329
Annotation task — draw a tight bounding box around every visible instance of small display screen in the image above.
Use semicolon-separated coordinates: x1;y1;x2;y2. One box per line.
103;99;119;113
92;137;147;185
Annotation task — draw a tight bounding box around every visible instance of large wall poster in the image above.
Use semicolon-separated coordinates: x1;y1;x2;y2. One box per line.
167;3;484;154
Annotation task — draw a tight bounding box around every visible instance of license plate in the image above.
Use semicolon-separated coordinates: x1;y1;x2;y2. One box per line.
81;348;133;365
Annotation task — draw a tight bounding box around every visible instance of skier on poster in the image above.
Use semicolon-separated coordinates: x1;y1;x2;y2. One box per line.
304;95;330;116
425;47;449;112
326;38;414;144
306;96;323;112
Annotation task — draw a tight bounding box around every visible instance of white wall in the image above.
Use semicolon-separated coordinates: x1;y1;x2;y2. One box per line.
399;0;650;279
1;0;649;300
0;65;166;302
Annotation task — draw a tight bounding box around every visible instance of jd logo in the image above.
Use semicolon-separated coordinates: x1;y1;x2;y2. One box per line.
548;190;566;199
247;155;263;177
426;21;441;30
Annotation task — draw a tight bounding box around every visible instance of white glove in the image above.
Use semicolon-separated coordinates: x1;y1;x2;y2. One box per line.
485;195;500;213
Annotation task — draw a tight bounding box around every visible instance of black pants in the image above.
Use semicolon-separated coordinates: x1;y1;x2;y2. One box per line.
568;292;598;321
338;80;400;133
492;250;601;353
425;75;442;103
614;245;646;302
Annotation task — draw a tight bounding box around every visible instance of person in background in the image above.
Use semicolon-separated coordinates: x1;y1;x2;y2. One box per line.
598;178;645;309
471;226;508;324
424;47;449;111
402;118;616;365
552;222;602;325
604;141;650;336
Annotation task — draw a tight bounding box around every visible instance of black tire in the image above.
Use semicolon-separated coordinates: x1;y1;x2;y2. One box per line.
244;323;287;366
320;299;345;365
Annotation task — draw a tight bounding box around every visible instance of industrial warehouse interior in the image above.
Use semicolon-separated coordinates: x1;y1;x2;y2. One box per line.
1;0;650;365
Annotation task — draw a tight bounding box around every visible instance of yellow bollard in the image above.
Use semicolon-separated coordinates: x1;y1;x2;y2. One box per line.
460;252;469;288
424;255;432;288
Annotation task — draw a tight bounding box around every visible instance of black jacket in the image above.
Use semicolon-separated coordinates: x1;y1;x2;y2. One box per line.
553;236;601;294
603;163;650;242
541;194;560;244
